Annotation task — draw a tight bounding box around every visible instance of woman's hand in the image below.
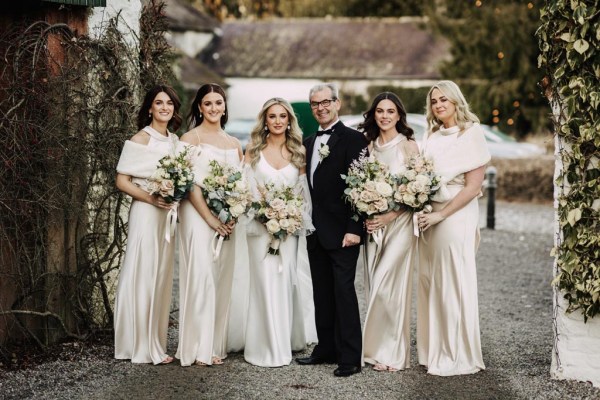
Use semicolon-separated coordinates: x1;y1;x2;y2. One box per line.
150;195;174;210
365;210;401;234
417;211;445;232
207;215;233;237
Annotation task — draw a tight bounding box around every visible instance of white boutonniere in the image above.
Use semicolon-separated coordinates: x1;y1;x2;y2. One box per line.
318;143;330;161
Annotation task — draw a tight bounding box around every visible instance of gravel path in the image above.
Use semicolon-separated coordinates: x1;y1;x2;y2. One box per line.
2;200;600;399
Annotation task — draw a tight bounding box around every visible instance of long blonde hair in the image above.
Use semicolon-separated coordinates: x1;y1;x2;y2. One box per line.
246;98;305;169
425;80;479;133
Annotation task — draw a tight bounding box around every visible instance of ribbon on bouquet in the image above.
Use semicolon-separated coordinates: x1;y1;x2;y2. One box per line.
211;232;226;262
412;213;421;237
164;202;180;243
371;228;384;248
413;204;433;237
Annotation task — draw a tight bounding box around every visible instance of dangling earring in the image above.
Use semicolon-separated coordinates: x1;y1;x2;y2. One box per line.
148;112;152;118
223;111;226;116
264;125;269;135
287;124;291;132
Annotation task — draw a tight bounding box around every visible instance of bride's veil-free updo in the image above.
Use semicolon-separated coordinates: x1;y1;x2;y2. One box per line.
246;97;305;169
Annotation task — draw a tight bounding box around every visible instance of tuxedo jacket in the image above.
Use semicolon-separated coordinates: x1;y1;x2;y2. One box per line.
304;121;368;250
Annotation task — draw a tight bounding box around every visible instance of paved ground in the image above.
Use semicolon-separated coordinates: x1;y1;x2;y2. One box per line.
2;200;600;399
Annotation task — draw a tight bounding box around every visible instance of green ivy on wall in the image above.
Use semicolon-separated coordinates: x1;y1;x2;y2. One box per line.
537;0;600;320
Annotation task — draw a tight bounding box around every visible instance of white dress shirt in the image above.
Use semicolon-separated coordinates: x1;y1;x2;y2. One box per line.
310;119;339;183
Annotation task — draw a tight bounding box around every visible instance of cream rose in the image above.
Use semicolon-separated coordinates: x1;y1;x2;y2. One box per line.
409;181;426;194
159;180;175;197
234;180;248;192
405;169;417;181
374;198;388;212
269;198;286;211
279;219;291;230
266;219;281;233
417;193;429;204
356;201;369;212
231;203;245;217
403;193;416;206
375;181;393;198
415;174;431;186
265;208;278;219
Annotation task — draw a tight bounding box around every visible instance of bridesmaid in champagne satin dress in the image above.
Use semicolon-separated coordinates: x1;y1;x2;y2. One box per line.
417;81;490;376
114;85;183;365
359;93;419;372
175;84;243;367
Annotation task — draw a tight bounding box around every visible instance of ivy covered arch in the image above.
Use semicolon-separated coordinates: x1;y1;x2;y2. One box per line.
537;0;599;320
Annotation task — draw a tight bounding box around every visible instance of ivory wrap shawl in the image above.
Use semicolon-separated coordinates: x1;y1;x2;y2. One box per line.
422;123;491;202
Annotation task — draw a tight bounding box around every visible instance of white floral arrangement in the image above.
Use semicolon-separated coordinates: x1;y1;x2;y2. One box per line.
394;154;441;212
202;159;252;239
147;145;194;203
252;183;304;255
318;143;330;161
341;148;401;222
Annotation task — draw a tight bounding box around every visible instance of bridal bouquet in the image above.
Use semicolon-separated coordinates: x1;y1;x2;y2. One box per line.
394;154;440;212
202;160;253;239
341;148;401;222
252;183;304;255
147;146;195;242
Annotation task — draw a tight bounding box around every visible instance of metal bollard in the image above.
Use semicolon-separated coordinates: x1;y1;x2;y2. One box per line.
485;166;497;229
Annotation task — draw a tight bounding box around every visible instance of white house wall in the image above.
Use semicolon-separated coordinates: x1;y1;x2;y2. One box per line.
166;31;213;58
88;0;142;46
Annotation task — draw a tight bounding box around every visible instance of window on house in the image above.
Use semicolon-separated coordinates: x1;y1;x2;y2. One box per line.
41;0;107;6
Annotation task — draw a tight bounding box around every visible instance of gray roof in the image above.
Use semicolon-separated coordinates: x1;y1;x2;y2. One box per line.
178;55;227;88
163;0;219;32
201;18;449;80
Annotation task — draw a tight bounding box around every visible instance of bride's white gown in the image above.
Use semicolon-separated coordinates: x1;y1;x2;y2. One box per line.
242;154;315;367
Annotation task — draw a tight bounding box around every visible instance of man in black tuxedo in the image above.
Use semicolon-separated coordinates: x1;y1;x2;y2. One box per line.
296;83;368;377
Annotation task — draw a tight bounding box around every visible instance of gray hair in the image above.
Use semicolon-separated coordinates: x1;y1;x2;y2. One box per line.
309;82;339;100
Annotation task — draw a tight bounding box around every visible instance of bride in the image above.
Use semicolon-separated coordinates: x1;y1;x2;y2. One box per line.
242;97;315;367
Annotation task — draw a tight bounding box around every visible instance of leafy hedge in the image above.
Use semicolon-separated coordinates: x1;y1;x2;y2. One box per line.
537;0;600;320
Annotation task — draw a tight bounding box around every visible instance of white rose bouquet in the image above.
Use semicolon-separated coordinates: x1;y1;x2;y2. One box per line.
146;145;195;242
394;154;440;212
252;183;304;255
147;145;195;203
341;149;401;241
341;148;401;220
202;159;252;240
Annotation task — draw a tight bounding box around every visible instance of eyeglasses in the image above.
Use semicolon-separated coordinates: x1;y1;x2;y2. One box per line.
310;98;337;109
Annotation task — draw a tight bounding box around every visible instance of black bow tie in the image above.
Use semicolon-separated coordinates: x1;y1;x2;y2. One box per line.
316;128;333;137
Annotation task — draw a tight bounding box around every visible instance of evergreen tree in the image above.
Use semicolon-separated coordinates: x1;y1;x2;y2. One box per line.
428;0;549;136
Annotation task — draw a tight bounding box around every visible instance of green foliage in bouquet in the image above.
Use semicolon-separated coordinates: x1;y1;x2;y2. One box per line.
201;160;251;224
